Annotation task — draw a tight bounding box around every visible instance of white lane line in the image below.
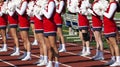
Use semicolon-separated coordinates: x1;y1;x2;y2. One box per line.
66;43;110;53
66;43;110;63
0;59;16;67
65;51;107;63
7;46;72;67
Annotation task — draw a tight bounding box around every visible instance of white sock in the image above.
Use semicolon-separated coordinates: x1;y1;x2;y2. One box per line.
16;47;19;53
116;56;120;62
34;39;37;43
86;47;90;53
62;44;65;49
48;61;52;65
3;44;7;49
82;47;85;53
55;61;59;67
95;49;99;56
26;52;31;57
111;56;115;61
98;50;103;57
40;55;44;60
44;56;48;63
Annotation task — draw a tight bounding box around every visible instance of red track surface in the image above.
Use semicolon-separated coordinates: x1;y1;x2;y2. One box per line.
0;35;117;67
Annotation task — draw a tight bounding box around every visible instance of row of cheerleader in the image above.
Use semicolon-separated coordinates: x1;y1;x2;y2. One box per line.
67;0;120;67
0;0;120;67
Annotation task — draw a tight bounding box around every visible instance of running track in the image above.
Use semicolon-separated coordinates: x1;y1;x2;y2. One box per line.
0;35;114;67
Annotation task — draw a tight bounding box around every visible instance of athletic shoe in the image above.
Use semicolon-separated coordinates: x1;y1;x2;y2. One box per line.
77;52;84;56
46;62;53;67
0;48;7;52
58;44;62;51
10;52;20;56
31;41;38;46
21;55;31;61
37;61;47;66
34;59;43;64
81;52;91;56
18;52;27;59
104;60;115;66
54;62;59;67
93;56;104;61
59;48;66;52
110;61;120;66
91;55;98;60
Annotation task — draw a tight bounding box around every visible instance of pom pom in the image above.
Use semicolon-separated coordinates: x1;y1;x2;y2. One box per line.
1;2;8;14
93;0;108;16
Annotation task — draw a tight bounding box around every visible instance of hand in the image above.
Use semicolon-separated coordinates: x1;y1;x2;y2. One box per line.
88;9;96;16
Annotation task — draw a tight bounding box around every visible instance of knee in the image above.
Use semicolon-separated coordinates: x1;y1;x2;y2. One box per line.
82;33;90;41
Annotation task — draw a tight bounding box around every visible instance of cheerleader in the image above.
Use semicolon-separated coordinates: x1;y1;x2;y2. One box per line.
91;0;104;60
27;0;38;46
15;0;31;61
103;0;120;66
31;0;47;66
0;0;7;52
42;0;59;67
7;0;20;56
77;0;91;56
54;0;66;52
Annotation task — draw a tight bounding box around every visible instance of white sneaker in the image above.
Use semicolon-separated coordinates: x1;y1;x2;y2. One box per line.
59;48;66;52
37;61;47;66
46;62;53;67
110;62;120;66
93;56;104;61
10;52;20;56
31;41;38;45
58;44;62;51
34;59;43;64
55;62;59;67
81;52;91;56
104;60;115;66
21;56;31;61
0;48;7;52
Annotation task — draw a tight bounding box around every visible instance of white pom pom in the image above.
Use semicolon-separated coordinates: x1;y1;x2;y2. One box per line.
80;0;91;15
1;2;8;14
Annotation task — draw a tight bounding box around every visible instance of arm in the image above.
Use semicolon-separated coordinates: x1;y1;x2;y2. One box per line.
0;12;3;16
7;10;15;16
56;1;64;14
103;3;117;18
16;1;27;15
42;2;55;19
35;14;42;20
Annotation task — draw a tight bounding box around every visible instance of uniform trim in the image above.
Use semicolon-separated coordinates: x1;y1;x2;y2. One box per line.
35;29;44;34
9;24;18;28
56;24;62;28
92;27;102;31
0;25;6;29
104;33;116;38
79;27;89;31
44;31;56;37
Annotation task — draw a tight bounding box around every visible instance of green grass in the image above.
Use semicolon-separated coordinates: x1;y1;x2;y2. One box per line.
115;13;120;19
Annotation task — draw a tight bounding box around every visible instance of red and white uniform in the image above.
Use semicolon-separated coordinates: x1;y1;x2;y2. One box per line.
78;1;89;31
34;14;43;33
78;14;89;31
7;1;18;28
103;2;117;38
16;0;30;31
0;4;7;29
27;0;35;24
92;0;102;31
42;0;57;36
30;17;34;23
54;0;64;27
